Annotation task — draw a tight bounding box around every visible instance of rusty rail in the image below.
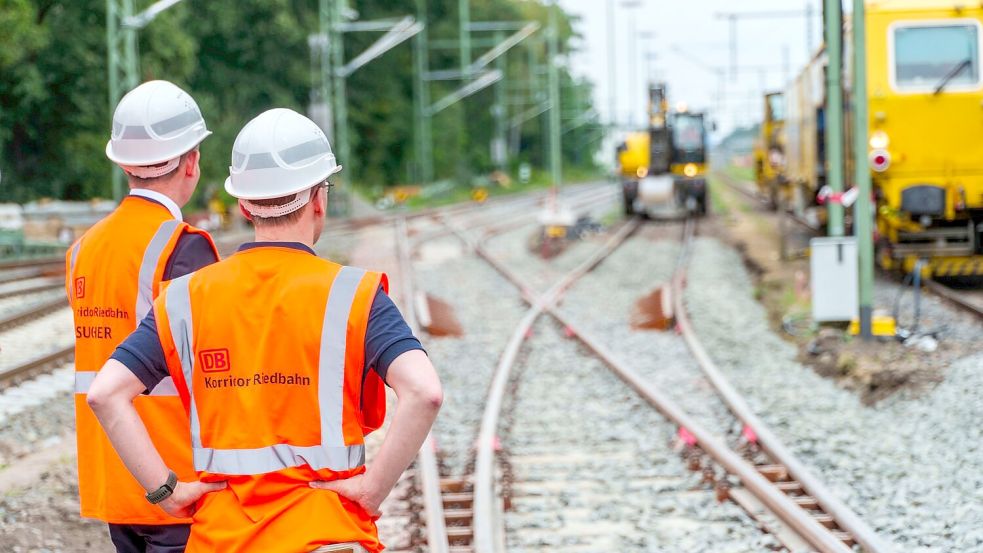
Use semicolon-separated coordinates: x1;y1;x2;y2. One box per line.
0;277;63;299
671;221;895;553
0;345;75;389
461;215;887;553
394;217;450;553
466;218;641;553
0;256;65;270
924;279;983;320
0;298;69;332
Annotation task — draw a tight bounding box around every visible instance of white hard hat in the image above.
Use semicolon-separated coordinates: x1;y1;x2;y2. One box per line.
224;108;342;202
106;80;211;172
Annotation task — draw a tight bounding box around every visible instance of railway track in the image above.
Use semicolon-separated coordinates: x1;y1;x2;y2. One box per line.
925;279;983;320
713;170;821;234
391;183;619;552
398;209;894;552
0;345;74;391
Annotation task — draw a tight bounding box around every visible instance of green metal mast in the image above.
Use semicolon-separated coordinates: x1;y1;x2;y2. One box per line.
330;0;351;215
459;0;471;78
547;2;562;188
492;30;508;170
824;0;845;236
106;0;139;201
317;0;334;142
852;0;874;338
413;0;434;184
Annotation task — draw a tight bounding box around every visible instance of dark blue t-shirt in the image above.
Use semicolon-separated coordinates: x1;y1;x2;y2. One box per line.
112;242;423;392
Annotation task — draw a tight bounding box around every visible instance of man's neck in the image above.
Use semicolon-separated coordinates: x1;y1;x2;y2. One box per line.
129;182;182;206
253;227;314;249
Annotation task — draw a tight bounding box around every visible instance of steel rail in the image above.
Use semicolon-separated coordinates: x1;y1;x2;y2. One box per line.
713;170;821;233
671;222;895;553
924;279;983;320
394;217;450;553
0;256;65;270
0;266;60;284
0;344;75;389
464;217;859;553
420;186;618;246
0;297;69;332
0;277;64;299
464;218;642;553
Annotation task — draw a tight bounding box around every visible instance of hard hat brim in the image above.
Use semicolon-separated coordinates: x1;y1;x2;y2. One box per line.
105;131;212;167
225;163;343;201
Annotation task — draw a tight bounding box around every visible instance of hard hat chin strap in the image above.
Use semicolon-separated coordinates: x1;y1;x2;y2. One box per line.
120;157;181;179
241;187;313;219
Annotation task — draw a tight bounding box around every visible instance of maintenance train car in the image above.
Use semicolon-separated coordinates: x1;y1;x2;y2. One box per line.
782;0;983;276
753;91;787;209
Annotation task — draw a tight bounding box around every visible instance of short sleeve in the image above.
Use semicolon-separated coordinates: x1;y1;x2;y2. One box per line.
163;231;219;280
364;288;425;382
110;310;171;394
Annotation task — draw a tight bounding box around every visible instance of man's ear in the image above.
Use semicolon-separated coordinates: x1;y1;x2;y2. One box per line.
312;186;327;216
184;149;200;177
238;201;253;221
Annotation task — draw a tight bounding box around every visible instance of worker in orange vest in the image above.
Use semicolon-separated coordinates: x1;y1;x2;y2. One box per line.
86;108;443;553
66;80;220;551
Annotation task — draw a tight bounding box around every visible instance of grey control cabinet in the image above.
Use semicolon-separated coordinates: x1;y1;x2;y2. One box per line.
810;237;858;322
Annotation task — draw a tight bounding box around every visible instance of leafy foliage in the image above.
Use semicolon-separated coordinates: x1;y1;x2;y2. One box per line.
0;0;601;203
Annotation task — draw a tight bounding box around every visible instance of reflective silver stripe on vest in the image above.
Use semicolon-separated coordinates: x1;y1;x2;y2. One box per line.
75;371;97;394
69;241;82;274
165;267;370;475
164;274;202;447
74;371;179;396
193;443;366;475
136;219;182;320
319;266;366;448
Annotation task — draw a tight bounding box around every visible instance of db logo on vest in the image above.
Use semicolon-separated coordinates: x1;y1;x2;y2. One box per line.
74;277;86;299
200;349;231;372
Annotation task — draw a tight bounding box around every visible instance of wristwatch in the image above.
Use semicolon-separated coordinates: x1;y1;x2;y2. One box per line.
146;471;178;504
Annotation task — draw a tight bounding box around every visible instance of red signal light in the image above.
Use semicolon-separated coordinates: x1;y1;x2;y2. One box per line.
869;149;891;172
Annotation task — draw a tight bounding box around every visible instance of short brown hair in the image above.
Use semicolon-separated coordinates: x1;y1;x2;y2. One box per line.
127;149;195;186
247;185;319;227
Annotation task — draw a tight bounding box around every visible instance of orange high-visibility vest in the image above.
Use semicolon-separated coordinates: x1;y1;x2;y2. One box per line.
66;195;218;524
153;246;388;553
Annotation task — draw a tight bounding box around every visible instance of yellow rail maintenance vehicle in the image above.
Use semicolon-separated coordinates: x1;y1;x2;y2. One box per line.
669;109;710;215
786;1;983;275
616;131;652;215
617;84;672;216
784;49;828;227
753;91;788;209
866;0;983;276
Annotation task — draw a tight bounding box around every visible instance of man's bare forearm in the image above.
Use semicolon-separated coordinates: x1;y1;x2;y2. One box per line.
87;359;171;492
364;350;442;500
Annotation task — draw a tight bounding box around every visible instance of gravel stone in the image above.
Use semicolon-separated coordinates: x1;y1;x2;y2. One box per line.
415;237;527;477
0;308;73;369
685;236;983;552
501;319;774;552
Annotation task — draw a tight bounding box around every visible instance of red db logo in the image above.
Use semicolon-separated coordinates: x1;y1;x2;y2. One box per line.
74;277;86;299
199;349;231;373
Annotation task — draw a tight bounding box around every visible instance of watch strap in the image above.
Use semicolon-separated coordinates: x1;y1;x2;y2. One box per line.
146;471;178;505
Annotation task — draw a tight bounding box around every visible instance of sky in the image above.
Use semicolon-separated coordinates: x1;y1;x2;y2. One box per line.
556;0;822;138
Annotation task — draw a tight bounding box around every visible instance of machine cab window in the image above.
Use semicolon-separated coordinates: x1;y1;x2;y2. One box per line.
892;21;982;92
766;93;785;123
671;113;706;163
